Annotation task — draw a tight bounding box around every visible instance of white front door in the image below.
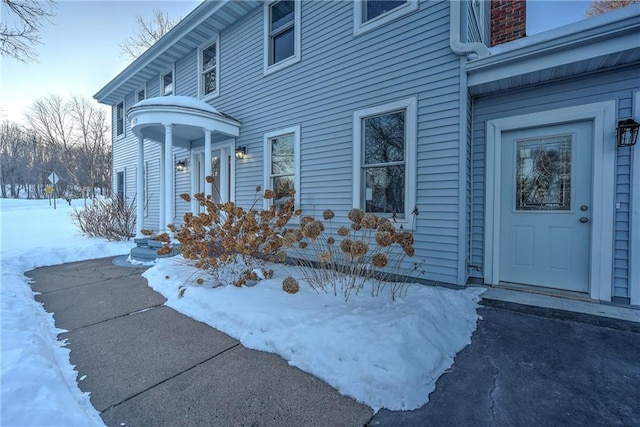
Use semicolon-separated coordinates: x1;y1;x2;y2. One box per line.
499;121;593;292
193;146;232;210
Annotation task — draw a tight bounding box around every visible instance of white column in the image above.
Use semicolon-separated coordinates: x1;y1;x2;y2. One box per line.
204;129;212;199
190;151;198;213
136;136;144;237
159;142;165;233
164;124;174;231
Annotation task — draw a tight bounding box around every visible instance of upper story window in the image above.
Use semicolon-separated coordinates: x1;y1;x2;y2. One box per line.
116;101;124;137
264;125;301;210
161;69;174;96
354;0;418;36
136;88;145;103
353;98;416;224
199;38;219;99
264;0;301;75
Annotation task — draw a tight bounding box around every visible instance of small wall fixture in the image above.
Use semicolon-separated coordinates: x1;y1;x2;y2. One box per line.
235;146;247;159
616;118;639;147
175;159;188;172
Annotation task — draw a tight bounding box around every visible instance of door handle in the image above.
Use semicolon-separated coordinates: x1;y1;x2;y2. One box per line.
579;217;589;223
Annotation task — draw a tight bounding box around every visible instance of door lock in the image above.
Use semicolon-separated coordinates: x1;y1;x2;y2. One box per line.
579;217;589;223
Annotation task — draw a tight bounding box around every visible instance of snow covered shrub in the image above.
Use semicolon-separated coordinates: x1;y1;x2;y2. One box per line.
171;185;299;287
285;208;421;301
70;196;136;241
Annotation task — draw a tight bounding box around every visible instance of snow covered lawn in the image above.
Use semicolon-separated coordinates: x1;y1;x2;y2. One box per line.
1;198;484;425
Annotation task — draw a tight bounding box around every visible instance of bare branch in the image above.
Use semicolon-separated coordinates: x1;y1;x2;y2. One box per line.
585;0;639;17
0;0;56;62
119;9;179;60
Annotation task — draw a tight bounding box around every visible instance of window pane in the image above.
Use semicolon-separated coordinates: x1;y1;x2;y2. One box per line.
202;44;216;71
272;175;294;208
364;0;407;22
273;27;294;64
516;135;572;211
203;70;216;95
363;110;405;165
163;72;173;95
364;165;405;216
136;90;145;102
271;1;294;32
116;103;124;135
271;134;294;175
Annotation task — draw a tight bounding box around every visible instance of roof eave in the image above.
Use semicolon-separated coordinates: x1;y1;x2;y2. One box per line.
93;0;228;104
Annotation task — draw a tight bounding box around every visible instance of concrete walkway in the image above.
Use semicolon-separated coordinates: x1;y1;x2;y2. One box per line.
27;257;640;427
27;258;373;427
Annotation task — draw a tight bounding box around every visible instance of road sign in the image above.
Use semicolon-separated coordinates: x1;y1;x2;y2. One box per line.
45;185;54;195
48;172;59;185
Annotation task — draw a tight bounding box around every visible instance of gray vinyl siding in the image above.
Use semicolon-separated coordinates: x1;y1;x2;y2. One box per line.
109;1;466;285
111;92;137;204
471;65;640;297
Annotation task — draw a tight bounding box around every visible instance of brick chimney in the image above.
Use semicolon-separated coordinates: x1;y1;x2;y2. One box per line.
490;0;527;47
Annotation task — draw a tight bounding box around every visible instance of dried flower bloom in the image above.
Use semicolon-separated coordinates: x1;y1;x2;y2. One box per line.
293;229;304;241
278;252;287;262
300;216;315;228
294;209;303;216
322;209;335;220
156;233;171;243
372;252;388;268
282;276;300;294
205;175;215;183
318;251;331;263
157;246;173;256
299;241;308;249
337;226;349;236
375;231;394;247
327;236;335;245
404;246;415;257
362;213;378;229
180;193;191;202
264;189;275;199
348;208;365;224
339;239;353;254
396;231;414;247
141;228;154;236
196;278;205;285
351;223;362;231
303;220;324;240
256;185;262;192
350;240;369;258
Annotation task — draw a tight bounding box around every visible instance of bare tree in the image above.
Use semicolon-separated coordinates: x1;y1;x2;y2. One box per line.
119;9;179;60
586;0;639;16
0;0;55;62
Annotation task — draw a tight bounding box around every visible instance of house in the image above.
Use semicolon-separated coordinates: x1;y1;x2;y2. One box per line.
94;0;640;306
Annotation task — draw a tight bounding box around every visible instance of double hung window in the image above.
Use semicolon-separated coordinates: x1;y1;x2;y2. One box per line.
200;39;218;98
264;1;300;74
264;126;300;209
116;102;124;137
353;98;416;223
354;0;417;35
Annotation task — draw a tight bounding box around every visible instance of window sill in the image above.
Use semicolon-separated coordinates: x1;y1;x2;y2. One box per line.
263;55;300;76
200;91;220;102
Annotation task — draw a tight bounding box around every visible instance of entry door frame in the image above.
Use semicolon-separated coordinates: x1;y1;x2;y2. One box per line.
484;101;616;301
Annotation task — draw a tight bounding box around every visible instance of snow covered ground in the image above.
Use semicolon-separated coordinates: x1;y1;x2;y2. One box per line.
1;198;484;424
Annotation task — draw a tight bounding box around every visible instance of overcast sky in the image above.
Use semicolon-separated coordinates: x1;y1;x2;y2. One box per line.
0;0;591;125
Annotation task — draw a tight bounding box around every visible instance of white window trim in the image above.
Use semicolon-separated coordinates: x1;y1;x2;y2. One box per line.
115;100;125;139
198;35;220;100
263;0;301;76
353;0;418;36
484;101;616;302
161;65;176;96
263;125;301;210
630;90;640;305
352;97;417;227
136;85;147;104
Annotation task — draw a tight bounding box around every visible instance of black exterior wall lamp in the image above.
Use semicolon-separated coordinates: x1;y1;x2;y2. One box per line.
616;118;639;147
235;146;247;159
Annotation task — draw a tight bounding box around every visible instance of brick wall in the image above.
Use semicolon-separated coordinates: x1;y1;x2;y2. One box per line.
490;0;527;46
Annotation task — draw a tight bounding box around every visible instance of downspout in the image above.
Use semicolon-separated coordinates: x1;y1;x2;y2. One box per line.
449;0;490;58
449;1;488;286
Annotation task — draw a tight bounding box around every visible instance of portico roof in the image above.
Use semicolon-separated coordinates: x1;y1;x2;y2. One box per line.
128;96;241;146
